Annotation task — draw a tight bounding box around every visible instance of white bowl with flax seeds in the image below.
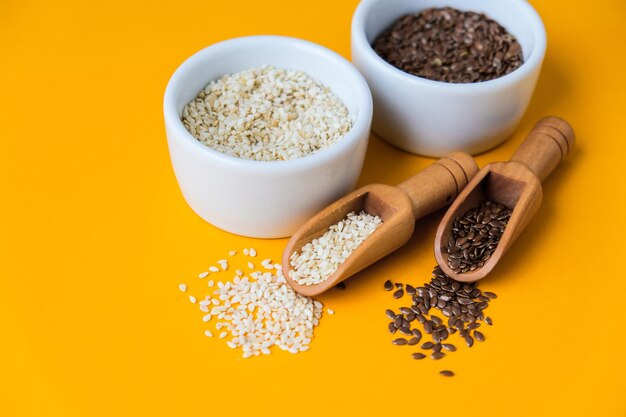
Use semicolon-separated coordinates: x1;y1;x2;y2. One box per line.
352;0;546;156
164;36;373;238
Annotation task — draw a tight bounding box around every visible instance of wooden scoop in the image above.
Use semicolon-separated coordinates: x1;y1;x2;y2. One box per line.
434;116;575;282
282;152;479;296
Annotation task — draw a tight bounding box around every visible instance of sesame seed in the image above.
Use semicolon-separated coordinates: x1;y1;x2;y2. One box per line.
209;266;220;273
289;211;382;286
247;262;255;269
327;308;335;315
228;251;237;256
208;280;215;287
249;248;257;257
181;66;352;162
182;249;324;358
178;283;187;292
189;295;197;304
204;330;213;337
243;248;249;256
198;271;209;279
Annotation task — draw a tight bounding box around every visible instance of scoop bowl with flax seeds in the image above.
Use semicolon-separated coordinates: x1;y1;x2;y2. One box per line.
351;0;546;156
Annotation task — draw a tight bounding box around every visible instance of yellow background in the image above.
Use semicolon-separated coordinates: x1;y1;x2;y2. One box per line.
1;0;625;415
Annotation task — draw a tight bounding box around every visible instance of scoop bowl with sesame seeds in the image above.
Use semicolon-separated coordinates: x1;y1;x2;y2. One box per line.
164;36;373;238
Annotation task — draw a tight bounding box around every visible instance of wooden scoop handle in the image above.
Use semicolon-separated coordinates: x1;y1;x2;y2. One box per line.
510;116;575;182
398;152;479;220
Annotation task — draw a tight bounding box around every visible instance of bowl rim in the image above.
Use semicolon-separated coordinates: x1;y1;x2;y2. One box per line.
351;0;547;92
164;35;373;173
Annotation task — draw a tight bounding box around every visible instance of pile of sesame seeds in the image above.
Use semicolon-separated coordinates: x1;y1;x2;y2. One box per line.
289;211;382;285
179;248;331;358
181;65;353;161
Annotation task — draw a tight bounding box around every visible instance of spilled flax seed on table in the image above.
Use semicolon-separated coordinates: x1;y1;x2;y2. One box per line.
385;266;497;375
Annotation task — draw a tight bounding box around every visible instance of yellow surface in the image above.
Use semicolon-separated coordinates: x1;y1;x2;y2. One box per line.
1;0;625;415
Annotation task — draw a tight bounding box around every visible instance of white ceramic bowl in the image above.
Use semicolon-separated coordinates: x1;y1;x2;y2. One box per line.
164;36;373;238
351;0;546;156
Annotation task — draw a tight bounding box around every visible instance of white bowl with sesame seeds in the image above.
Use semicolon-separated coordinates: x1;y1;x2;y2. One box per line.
164;36;373;238
351;0;546;156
